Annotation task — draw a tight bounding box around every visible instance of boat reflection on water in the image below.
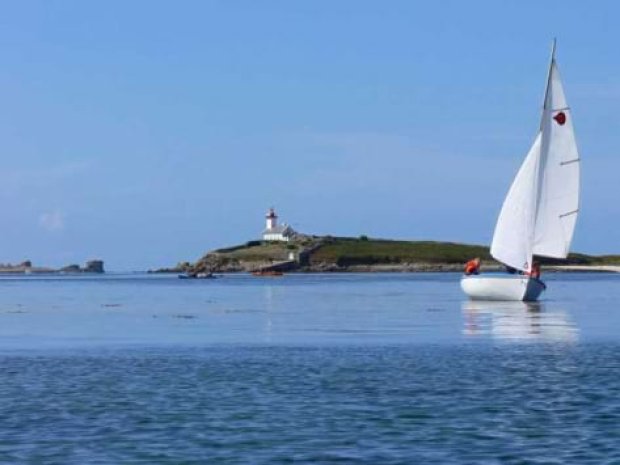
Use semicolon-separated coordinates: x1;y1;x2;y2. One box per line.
462;300;579;342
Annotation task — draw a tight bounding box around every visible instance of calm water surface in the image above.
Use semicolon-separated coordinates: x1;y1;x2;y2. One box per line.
0;273;619;463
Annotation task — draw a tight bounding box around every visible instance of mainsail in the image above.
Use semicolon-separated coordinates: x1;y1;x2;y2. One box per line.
490;43;580;271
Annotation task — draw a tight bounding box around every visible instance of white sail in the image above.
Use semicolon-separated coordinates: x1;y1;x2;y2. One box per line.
490;134;541;271
533;60;580;258
491;43;580;270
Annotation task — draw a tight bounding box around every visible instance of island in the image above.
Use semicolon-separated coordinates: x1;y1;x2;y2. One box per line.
0;260;105;275
154;236;620;274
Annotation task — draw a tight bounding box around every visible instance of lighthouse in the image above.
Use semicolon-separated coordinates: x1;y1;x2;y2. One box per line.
262;207;295;242
266;208;278;230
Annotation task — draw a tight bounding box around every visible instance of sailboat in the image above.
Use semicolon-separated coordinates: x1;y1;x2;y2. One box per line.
461;41;580;301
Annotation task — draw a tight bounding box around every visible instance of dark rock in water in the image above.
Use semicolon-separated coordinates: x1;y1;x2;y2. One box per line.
84;260;105;273
148;261;192;274
60;264;81;273
59;260;104;274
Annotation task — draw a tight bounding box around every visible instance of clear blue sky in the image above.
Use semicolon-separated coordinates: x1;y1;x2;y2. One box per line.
1;1;618;270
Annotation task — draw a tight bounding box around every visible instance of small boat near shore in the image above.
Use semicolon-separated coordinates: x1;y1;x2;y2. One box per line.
462;41;580;302
178;272;217;279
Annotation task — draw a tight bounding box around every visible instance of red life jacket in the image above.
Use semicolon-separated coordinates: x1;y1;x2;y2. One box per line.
464;260;479;275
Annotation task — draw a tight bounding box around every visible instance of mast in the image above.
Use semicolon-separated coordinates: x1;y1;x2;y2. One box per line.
531;38;558;267
539;38;557;129
526;40;558;271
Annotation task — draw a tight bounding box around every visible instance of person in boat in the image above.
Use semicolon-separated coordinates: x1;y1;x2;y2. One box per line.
506;265;517;274
528;261;541;280
464;258;481;275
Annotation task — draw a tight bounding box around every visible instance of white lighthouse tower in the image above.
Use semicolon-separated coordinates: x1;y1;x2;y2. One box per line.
262;207;295;242
266;208;278;230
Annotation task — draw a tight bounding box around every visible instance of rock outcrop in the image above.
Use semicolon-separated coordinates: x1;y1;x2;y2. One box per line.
84;260;105;273
0;260;105;274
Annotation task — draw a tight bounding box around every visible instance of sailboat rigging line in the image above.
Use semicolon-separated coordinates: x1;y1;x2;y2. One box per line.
559;209;579;218
560;159;580;166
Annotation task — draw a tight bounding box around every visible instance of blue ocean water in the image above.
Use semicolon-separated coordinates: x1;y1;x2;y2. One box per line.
0;273;619;463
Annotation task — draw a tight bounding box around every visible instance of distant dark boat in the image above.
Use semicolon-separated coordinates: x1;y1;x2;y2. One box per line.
178;272;217;279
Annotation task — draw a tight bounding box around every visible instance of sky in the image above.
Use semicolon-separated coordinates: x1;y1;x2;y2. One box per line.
1;1;619;270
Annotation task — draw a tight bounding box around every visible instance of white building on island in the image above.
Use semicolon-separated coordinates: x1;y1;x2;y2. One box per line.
262;208;295;242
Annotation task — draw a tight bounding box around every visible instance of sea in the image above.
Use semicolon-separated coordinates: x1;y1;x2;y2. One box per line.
0;272;619;464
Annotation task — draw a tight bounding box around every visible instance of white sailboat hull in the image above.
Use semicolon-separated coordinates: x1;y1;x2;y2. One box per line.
460;275;546;302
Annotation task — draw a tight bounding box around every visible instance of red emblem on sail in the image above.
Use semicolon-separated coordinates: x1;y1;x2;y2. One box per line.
553;111;566;125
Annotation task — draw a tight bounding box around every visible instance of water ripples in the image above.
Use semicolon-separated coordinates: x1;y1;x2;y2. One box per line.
1;345;619;463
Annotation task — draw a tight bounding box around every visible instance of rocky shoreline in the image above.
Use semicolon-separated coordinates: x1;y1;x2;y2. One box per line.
153;261;619;274
0;260;105;275
153;236;620;275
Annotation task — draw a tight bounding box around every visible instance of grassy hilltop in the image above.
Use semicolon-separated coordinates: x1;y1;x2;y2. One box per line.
173;236;619;273
310;237;492;266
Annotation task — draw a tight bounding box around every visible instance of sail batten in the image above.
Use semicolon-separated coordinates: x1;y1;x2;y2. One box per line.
559;210;578;218
491;45;580;270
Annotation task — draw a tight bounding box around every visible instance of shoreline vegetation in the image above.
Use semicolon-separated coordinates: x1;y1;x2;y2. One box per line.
153;236;620;274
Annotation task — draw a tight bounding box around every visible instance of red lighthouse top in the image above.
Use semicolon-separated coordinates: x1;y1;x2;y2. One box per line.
266;208;277;219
